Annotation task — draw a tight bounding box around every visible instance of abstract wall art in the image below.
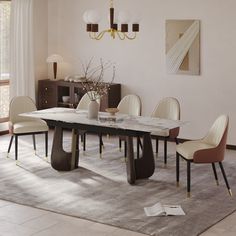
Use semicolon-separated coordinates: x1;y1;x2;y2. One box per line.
166;20;200;75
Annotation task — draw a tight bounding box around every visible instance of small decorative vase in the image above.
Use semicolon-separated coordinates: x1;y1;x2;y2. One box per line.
88;100;99;119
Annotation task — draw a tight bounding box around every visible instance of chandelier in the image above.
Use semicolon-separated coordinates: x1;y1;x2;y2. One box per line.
83;0;140;40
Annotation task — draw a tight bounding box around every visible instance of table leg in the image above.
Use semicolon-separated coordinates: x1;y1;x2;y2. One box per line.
126;133;155;184
51;127;79;171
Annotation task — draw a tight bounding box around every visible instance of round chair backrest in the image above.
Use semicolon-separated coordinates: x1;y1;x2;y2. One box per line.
76;91;100;110
117;94;141;116
9;96;37;124
151;97;180;120
203;115;229;147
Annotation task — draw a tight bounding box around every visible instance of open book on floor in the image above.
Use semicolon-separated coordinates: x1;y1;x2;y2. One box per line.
144;202;185;216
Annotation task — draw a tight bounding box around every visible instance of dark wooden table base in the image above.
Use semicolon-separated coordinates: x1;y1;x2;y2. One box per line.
51;127;79;171
50;127;155;184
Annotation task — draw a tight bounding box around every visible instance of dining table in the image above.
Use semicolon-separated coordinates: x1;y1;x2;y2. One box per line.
21;107;186;184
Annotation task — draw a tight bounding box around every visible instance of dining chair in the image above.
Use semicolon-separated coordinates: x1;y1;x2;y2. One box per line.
76;92;102;155
117;94;142;157
7;96;48;162
176;115;232;197
151;97;180;165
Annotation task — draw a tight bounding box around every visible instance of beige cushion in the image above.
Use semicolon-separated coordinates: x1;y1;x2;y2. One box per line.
177;141;215;160
10;96;38;124
151;97;180;120
13;120;48;134
151;97;180;138
76;91;100;110
117;94;141;116
151;129;169;137
203;115;228;146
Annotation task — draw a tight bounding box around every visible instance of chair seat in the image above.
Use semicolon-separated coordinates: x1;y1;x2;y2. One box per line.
177;140;215;160
151;129;169;137
13;120;48;134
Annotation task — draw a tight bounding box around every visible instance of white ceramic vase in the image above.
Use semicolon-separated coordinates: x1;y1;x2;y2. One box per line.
88;100;99;119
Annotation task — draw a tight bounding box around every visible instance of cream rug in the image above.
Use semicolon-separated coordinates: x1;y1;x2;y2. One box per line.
0;131;236;236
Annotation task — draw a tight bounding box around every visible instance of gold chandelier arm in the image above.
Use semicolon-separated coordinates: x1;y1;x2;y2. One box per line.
116;31;126;40
89;30;108;40
124;32;137;40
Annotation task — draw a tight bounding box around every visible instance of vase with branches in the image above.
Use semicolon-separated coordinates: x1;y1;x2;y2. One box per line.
80;58;116;119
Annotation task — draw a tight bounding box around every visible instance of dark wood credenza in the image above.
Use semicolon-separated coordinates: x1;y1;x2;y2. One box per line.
38;79;121;111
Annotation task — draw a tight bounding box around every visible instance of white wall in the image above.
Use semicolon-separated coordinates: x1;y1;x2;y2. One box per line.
47;0;236;145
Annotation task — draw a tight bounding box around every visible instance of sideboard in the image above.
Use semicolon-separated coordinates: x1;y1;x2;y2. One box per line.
38;79;121;111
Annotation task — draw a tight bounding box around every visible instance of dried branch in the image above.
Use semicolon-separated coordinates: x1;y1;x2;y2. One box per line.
81;58;116;100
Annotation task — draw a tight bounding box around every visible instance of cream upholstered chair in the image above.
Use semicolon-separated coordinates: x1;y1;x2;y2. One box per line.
117;94;142;157
176;115;231;197
117;94;141;117
151;97;180;165
7;96;48;161
77;91;100;110
76;92;102;154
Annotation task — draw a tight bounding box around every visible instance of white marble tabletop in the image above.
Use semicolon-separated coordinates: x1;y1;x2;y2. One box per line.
21;107;187;133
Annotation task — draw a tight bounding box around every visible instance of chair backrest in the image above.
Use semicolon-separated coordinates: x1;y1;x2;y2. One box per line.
76;91;100;110
9;96;37;124
151;97;180;120
194;115;229;163
203;115;229;147
117;94;141;116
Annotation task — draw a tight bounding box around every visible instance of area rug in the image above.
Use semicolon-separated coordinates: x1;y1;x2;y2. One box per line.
0;132;236;236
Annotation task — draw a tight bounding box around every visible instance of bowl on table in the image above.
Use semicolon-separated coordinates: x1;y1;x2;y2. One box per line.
62;96;70;103
105;108;119;116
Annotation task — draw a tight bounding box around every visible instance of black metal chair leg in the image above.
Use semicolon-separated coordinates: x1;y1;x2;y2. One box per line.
212;163;219;186
100;134;104;146
119;138;122;151
124;141;127;157
175;138;179;145
83;133;86;151
7;135;14;156
45;132;48;158
156;137;159;153
15;135;18;161
137;137;139;159
164;138;167;165
176;152;180;187
32;134;36;151
99;133;103;156
219;162;232;196
187;161;191;197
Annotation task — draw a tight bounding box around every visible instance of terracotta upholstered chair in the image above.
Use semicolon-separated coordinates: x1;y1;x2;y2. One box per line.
76;92;102;154
151;97;180;165
176;115;232;197
7;96;48;161
117;94;142;157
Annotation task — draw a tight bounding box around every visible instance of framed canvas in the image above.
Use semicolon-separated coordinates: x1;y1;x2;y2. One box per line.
166;20;200;75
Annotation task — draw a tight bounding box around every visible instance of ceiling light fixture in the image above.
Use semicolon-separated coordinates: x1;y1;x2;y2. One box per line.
83;0;140;40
